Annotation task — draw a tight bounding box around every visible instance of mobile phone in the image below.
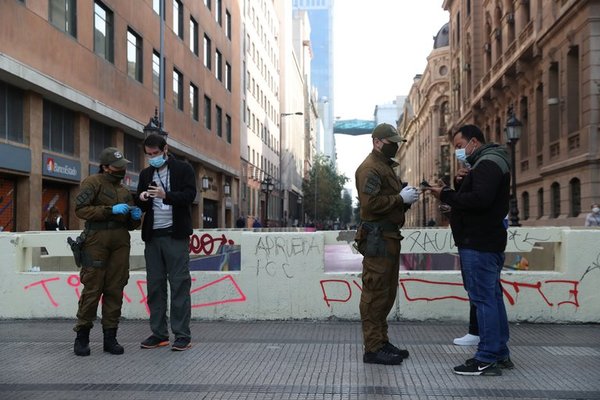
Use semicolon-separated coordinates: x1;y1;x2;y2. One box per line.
420;180;432;188
149;181;157;188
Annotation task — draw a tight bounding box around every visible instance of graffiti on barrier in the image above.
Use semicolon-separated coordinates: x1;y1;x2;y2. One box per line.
319;277;581;308
189;232;235;255
24;274;246;313
252;235;321;278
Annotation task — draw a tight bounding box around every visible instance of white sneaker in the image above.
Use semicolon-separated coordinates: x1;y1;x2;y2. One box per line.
453;333;480;346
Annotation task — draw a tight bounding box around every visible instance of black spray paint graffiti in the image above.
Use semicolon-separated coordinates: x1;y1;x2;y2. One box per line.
580;251;600;282
253;235;321;278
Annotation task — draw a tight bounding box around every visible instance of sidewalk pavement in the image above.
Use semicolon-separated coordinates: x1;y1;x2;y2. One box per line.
0;319;599;400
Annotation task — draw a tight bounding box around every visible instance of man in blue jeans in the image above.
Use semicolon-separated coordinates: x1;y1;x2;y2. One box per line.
426;124;513;376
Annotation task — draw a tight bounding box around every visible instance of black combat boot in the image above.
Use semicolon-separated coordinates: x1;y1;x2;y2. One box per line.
103;328;124;355
74;328;91;356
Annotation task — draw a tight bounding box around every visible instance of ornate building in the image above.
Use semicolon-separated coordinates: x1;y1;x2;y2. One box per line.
442;0;600;226
398;23;451;227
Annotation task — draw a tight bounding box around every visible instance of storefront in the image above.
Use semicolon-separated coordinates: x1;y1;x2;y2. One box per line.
0;142;31;232
42;153;81;231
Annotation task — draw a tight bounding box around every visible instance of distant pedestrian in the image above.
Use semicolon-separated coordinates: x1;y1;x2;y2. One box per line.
236;216;246;228
252;218;262;228
44;206;66;231
584;203;600;227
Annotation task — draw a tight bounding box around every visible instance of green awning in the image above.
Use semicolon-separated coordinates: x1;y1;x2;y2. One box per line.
333;119;375;136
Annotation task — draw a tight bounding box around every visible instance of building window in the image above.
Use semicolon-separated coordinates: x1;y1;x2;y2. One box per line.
225;10;232;39
123;135;142;172
548;62;560;143
522;191;530;221
49;0;77;37
550;182;560;218
215;50;223;81
190;17;198;55
204;34;212;70
0;82;24;143
152;0;160;14
89;119;112;163
204;96;212;130
226;114;231;143
215;0;222;25
569;178;581;217
190;83;198;121
173;68;183;111
225;62;232;91
43;100;75;155
127;29;143;82
537;188;544;219
152;50;160;96
567;46;580;134
204;0;211;11
215;105;223;137
173;0;183;39
94;1;114;63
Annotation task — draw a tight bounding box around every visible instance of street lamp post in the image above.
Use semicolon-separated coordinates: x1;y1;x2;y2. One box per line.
143;108;168;137
261;176;274;227
505;106;523;227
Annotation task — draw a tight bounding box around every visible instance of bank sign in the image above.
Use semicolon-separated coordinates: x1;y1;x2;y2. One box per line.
42;153;81;182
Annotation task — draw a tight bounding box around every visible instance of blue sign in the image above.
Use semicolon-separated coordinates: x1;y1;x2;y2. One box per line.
0;143;31;173
42;153;81;182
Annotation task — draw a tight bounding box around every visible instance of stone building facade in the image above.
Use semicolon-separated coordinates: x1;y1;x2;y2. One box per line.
442;0;600;226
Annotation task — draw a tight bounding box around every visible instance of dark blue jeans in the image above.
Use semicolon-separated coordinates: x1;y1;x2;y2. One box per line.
459;248;510;363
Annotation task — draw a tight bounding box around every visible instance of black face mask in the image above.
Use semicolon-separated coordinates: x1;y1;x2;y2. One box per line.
106;170;126;182
381;142;399;159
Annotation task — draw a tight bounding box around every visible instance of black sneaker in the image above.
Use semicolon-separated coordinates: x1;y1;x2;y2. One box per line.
454;359;501;376
140;335;169;349
363;349;403;365
465;357;515;370
171;337;192;351
498;357;515;369
382;342;410;359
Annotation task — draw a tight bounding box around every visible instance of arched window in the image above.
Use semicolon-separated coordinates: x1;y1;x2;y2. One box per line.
551;182;561;218
569;178;581;217
521;191;530;220
537;188;544;219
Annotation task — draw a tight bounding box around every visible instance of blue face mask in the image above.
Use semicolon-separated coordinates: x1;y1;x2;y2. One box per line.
455;139;473;164
148;154;166;168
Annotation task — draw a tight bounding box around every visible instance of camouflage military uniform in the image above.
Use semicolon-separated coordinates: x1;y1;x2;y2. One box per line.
355;150;409;353
73;173;140;332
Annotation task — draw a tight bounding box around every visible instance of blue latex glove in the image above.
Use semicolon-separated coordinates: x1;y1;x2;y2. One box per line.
112;203;130;215
130;207;142;220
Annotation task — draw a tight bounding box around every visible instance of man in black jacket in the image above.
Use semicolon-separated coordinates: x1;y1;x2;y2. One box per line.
136;134;197;351
427;125;512;376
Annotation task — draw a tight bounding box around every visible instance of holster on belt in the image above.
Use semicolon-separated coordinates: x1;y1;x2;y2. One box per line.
353;222;389;257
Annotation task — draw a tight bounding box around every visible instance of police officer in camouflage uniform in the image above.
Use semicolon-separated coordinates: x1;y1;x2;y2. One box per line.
72;147;142;356
355;123;420;365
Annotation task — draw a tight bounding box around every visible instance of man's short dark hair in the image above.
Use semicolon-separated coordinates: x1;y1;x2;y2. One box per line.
143;134;167;150
453;124;486;144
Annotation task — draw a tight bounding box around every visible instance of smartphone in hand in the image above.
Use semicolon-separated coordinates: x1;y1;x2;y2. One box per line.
420;180;432;189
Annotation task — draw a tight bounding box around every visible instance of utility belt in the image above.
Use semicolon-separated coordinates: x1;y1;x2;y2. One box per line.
353;221;398;257
85;220;127;231
361;220;399;232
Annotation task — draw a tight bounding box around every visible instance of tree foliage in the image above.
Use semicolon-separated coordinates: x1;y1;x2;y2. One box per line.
302;154;349;226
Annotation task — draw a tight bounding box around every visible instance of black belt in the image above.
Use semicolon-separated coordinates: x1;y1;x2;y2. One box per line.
85;221;127;230
362;221;399;232
153;227;173;237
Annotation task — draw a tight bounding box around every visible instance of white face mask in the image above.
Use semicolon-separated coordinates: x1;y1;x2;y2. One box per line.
593;207;600;214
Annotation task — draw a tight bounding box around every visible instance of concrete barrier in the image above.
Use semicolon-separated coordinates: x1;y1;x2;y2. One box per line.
0;227;598;322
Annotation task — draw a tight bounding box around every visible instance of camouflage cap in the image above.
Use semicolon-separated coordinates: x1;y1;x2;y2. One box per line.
371;123;406;143
99;147;130;168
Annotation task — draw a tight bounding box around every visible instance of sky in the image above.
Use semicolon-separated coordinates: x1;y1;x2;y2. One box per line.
331;1;449;198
